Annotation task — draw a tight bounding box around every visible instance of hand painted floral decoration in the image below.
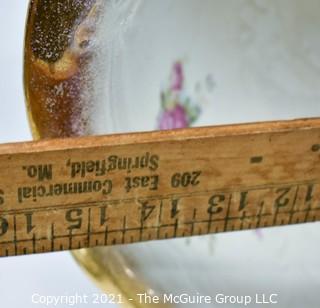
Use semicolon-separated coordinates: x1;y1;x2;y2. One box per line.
158;61;201;130
157;61;263;240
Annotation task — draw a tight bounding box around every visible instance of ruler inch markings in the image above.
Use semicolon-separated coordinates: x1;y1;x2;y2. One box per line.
0;118;319;257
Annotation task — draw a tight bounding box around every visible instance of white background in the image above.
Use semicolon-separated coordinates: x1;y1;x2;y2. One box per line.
2;2;320;308
0;2;116;307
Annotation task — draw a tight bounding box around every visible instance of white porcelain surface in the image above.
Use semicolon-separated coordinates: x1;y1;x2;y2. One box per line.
78;1;320;307
2;1;320;307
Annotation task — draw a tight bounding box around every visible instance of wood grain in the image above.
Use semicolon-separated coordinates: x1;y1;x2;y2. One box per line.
0;118;319;257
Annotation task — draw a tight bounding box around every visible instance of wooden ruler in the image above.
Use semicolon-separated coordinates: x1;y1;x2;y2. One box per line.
0;118;319;257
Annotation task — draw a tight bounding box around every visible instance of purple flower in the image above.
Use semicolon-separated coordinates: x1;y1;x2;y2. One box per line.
255;229;263;239
158;104;189;130
170;62;184;92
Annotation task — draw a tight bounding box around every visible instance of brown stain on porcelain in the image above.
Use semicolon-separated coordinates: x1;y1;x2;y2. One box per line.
23;2;171;307
24;0;97;138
